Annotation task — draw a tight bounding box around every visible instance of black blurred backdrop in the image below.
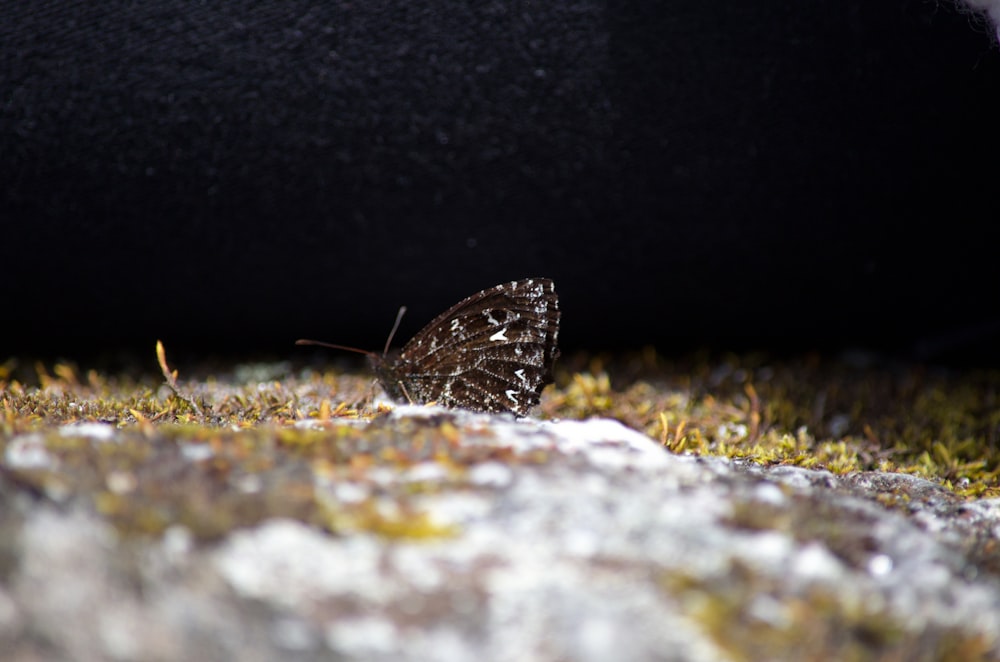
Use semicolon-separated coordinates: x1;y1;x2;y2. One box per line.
3;1;999;365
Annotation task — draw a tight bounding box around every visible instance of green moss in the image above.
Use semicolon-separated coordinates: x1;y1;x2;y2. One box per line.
544;351;1000;498
3;348;999;546
658;566;994;661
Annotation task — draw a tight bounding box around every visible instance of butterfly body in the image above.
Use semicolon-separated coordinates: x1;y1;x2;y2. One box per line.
369;278;560;416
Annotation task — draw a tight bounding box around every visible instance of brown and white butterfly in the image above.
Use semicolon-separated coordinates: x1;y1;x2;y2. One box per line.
297;278;560;416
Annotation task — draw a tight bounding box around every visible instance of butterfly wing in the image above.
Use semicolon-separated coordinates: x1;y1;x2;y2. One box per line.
388;278;560;416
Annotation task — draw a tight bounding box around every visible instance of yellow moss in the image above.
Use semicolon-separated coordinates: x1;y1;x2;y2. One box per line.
658;567;994;661
4;350;1000;547
541;352;1000;498
319;499;458;540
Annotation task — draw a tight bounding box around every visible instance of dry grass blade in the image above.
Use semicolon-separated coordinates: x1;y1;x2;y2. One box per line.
155;339;207;419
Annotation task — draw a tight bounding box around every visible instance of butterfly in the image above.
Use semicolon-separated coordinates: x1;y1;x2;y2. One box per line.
297;278;560;416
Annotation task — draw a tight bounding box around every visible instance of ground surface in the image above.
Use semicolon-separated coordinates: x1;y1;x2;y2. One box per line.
2;348;999;660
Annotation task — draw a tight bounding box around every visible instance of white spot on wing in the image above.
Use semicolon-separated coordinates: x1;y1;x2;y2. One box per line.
514;368;527;383
505;389;518;403
489;329;508;342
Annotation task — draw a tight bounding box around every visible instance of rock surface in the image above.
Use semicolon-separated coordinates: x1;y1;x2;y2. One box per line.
2;408;999;661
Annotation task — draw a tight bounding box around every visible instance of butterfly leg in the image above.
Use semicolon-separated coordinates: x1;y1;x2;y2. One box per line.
397;381;415;405
364;379;380;414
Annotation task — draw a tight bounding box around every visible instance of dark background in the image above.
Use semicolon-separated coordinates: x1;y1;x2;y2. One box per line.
3;1;1000;366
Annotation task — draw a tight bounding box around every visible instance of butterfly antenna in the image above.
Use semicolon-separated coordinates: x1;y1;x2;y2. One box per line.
294;339;373;356
383;306;407;357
